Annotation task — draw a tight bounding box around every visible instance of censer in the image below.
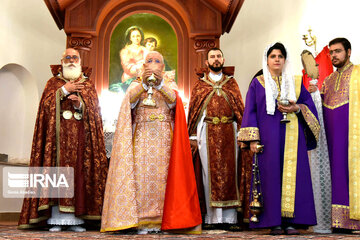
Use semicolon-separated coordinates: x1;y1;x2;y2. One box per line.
249;144;264;223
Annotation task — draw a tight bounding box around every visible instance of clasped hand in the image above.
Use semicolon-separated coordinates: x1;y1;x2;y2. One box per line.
63;81;84;93
277;100;299;113
250;141;261;153
67;94;81;108
63;82;82;108
142;69;162;86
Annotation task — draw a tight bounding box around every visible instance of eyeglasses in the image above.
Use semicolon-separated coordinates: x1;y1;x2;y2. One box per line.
146;58;161;63
64;55;80;61
329;49;344;56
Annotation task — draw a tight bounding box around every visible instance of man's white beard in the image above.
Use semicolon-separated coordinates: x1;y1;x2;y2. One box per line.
62;62;82;80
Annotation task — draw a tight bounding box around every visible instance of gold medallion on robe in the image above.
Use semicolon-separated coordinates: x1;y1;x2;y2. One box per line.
74;112;83;120
62;110;73;120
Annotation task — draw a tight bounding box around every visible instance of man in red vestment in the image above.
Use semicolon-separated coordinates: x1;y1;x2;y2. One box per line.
188;48;252;230
18;48;108;232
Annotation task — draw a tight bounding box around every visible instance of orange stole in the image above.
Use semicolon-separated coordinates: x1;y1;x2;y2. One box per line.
161;92;202;230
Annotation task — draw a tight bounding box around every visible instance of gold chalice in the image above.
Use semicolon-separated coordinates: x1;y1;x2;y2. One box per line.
142;73;156;107
279;98;290;124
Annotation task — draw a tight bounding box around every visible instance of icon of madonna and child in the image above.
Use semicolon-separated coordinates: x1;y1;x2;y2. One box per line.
109;25;176;93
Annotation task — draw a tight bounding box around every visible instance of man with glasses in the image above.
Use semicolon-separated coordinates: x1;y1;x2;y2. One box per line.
101;51;201;234
309;38;360;233
18;48;108;232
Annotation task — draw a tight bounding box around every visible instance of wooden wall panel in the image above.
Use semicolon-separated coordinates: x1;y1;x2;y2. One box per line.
66;0;91;30
46;0;244;98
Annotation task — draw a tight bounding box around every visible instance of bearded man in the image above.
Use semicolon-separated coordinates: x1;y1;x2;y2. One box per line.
309;38;360;233
188;48;250;230
18;48;108;232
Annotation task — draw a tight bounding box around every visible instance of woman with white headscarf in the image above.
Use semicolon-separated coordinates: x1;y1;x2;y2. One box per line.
238;42;320;235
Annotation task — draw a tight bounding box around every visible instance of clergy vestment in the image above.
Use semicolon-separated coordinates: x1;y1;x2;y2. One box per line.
101;78;202;232
188;70;252;224
18;65;108;229
239;75;320;228
321;62;360;230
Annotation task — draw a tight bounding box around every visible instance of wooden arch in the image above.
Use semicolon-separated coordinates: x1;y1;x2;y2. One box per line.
45;0;245;98
95;1;191;95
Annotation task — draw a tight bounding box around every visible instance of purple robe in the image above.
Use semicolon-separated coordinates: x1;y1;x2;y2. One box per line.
321;63;360;230
323;104;349;206
239;76;318;228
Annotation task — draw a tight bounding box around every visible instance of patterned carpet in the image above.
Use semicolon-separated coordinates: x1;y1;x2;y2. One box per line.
1;225;360;240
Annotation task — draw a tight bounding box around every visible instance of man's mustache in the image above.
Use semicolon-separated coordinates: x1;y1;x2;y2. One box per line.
63;63;78;68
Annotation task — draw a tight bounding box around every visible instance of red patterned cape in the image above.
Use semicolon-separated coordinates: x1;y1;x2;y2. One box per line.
188;68;253;223
18;65;108;229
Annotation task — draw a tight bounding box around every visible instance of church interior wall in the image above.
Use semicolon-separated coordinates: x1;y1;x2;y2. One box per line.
0;0;359;213
0;0;66;166
0;0;66;213
0;64;38;164
222;0;360;97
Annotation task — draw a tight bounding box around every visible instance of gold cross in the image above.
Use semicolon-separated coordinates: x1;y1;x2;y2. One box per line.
333;220;341;228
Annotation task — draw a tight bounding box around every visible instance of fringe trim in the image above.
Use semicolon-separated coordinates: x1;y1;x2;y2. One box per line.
281;211;295;218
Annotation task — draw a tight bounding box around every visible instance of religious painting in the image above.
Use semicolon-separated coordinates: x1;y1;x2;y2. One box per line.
109;13;178;93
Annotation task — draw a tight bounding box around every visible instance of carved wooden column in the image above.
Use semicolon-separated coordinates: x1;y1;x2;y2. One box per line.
67;34;94;69
67;34;101;90
45;0;245;97
187;37;219;93
193;37;218;68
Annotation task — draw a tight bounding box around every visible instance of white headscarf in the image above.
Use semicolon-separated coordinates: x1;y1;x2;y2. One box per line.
263;42;296;115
